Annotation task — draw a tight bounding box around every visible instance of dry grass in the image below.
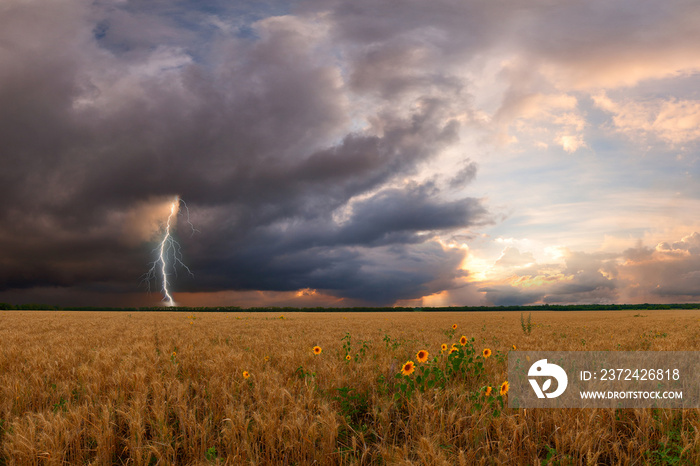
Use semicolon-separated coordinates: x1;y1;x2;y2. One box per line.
0;309;699;465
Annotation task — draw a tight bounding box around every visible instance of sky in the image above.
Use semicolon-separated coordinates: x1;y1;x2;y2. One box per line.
2;0;700;308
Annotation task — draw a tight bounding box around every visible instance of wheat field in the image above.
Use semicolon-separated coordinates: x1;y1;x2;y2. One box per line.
0;309;699;465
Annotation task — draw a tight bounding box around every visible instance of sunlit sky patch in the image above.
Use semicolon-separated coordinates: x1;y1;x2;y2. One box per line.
1;0;700;307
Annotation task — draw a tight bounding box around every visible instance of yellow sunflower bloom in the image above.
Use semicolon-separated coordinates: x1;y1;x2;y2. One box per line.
313;346;322;355
401;360;416;376
441;343;448;352
416;350;429;363
512;345;517;350
242;371;250;379
452;324;457;330
482;348;492;358
346;354;352;361
485;386;493;396
449;345;458;355
500;381;509;396
459;335;468;346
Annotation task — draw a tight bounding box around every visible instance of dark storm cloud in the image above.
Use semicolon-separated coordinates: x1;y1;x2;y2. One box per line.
0;0;489;305
325;183;488;247
173;180;487;304
478;285;544;307
194;241;468;305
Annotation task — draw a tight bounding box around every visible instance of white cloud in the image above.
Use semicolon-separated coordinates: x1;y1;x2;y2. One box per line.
555;133;586;153
594;92;700;145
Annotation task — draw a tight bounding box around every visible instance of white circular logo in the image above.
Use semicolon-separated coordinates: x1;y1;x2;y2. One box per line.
528;359;568;398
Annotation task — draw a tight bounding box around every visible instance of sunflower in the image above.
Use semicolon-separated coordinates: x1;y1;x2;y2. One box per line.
512;345;517;350
484;386;493;396
459;335;468;346
313;346;322;355
264;355;270;362
449;345;458;355
500;381;509;396
346;354;352;361
416;350;429;363
441;343;448;352
482;348;492;358
242;371;250;379
452;324;458;330
400;360;416;376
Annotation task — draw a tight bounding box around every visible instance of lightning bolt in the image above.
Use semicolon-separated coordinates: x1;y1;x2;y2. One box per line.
142;196;198;306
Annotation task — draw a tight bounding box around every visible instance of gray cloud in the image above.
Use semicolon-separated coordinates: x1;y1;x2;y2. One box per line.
479;234;700;306
533;251;619;304
478;285;544;307
449;160;478;188
619;233;700;301
479;250;620;306
0;0;489;305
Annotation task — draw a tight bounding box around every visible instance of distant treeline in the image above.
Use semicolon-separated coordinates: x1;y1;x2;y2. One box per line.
2;302;700;312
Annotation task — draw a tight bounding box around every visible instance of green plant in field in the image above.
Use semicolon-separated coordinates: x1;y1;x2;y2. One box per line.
383;334;403;351
650;433;684;465
332;385;377;453
294;366;316;380
442;324;458;340
541;445;573;465
639;330;670;350
205;446;218;462
394;335;489;401
53;396;68;413
471;385;505;416
375;374;389;397
493;349;507;365
647;411;686;465
394;360;419;400
341;332;371;362
394;352;449;400
521;312;532;335
332;387;372;429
